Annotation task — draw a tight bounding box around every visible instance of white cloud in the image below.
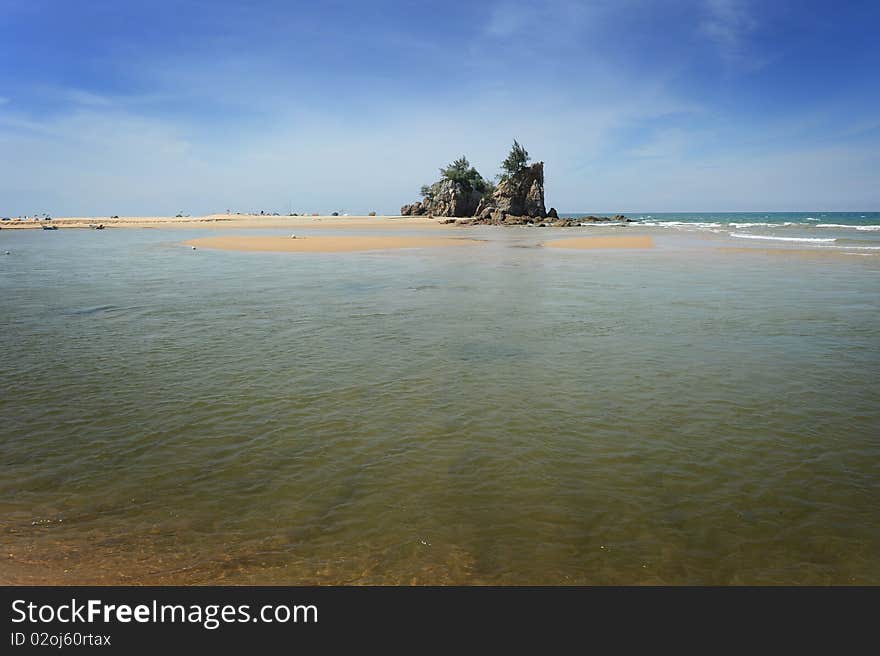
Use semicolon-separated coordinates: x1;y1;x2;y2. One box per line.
483;0;602;41
700;0;761;68
0;81;697;216
2;0;876;216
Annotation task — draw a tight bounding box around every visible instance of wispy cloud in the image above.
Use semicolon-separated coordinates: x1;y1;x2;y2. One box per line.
577;137;880;212
485;1;535;37
699;0;762;68
1;0;877;214
0;79;700;216
483;0;599;41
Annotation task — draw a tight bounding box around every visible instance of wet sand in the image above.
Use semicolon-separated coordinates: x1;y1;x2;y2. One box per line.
186;234;485;253
715;246;873;259
542;235;655;249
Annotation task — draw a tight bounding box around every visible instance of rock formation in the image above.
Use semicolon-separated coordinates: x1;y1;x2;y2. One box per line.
400;201;426;216
401;144;628;226
401;157;487;218
402;179;483;218
452;213;629;226
474;162;547;220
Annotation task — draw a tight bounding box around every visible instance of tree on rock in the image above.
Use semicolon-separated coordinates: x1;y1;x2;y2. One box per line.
437;156;489;193
499;140;530;181
408;155;488;217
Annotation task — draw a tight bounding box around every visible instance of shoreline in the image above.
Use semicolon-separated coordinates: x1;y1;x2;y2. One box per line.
2;214;876;260
0;214;441;230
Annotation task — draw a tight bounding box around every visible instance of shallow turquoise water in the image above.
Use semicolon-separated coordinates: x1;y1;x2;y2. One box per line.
1;225;879;583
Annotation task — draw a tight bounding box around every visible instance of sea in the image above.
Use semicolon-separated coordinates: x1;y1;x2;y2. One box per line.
565;211;880;251
1;212;878;584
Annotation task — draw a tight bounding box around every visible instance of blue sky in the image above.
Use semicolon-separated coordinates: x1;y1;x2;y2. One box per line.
1;0;878;215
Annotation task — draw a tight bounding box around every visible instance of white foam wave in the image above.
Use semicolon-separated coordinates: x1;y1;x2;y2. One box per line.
730;233;836;243
632;219;880;233
636;221;721;228
815;224;880;231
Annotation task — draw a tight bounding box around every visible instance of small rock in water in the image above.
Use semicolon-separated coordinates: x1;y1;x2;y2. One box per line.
191;246;197;250
4;251;9;255
290;234;296;239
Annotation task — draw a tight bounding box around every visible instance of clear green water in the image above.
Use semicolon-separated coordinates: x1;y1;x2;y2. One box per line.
1;226;879;584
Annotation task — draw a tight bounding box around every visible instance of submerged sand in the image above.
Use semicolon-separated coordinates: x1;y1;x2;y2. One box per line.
715;246;869;258
186;234;484;253
543;235;655;249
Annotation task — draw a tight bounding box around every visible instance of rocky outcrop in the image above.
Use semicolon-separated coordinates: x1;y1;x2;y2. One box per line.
401;179;482;218
401;201;427;216
429;179;483;218
474;162;547;222
454;213;630;227
402;151;628;226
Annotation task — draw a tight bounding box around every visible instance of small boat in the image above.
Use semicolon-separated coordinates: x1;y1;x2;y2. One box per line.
42;224;58;230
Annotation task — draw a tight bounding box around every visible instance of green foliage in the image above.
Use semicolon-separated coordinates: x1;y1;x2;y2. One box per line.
419;155;490;199
438;156;489;193
498;140;531;181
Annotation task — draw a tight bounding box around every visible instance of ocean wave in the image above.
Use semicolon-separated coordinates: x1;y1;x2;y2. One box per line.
635;221;722;228
634;220;880;231
815;224;880;231
730;233;837;243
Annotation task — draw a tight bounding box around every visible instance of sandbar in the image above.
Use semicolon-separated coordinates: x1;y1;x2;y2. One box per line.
185;234;484;253
543;235;655;249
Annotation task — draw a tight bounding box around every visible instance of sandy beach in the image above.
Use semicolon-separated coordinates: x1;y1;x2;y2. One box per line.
187;234;485;253
0;214;439;230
